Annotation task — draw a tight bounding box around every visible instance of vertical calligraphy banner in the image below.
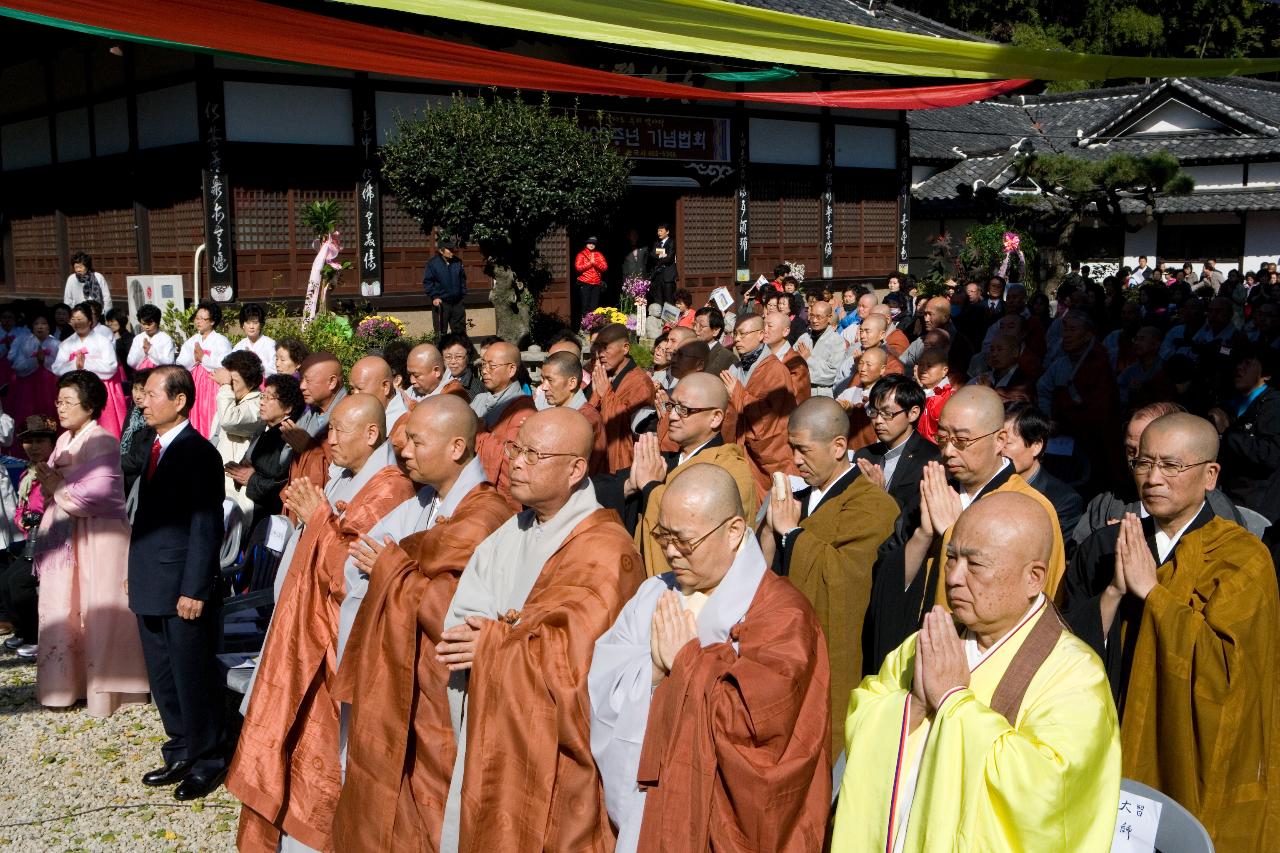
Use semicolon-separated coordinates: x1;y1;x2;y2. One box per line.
198;79;236;302
897;124;911;276
355;96;384;298
822;124;835;279
735;119;750;282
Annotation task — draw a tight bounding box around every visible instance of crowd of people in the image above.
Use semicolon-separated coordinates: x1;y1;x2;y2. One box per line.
0;248;1277;851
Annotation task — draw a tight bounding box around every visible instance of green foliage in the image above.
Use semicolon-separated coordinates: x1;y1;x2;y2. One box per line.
1025;151;1195;224
961;222;1037;284
380;90;631;287
161;302;196;341
262;304;434;374
299;199;342;238
629;341;654;370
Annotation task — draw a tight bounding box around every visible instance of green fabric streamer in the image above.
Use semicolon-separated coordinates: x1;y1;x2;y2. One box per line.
704;67;797;82
332;0;1280;80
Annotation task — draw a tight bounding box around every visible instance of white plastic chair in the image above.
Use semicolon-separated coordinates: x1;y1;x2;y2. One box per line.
1233;504;1270;539
220;499;243;570
1117;779;1213;853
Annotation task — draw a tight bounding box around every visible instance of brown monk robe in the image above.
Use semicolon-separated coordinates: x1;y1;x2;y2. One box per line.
629;374;758;577
332;397;513;853
540;351;608;475
436;408;644;853
719;313;800;497
408;343;471;403
589;323;656;473
763;397;898;759
842;347;892;453
282;354;346;509
1041;310;1122;493
472;341;536;510
628;466;830;851
228;395;416;853
765;310;811;402
1064;414;1280;851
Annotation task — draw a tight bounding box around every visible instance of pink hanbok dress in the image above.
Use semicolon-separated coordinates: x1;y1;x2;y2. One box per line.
6;333;59;458
52;332;128;438
177;331;231;438
34;421;149;717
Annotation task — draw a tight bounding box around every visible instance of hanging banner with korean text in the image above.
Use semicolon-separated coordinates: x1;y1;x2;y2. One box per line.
198;81;236;302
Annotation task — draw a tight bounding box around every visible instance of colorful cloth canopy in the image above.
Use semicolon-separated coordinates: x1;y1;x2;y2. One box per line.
0;0;1030;108
334;0;1280;80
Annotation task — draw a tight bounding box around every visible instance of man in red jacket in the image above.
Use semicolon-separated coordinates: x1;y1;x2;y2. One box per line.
574;237;608;322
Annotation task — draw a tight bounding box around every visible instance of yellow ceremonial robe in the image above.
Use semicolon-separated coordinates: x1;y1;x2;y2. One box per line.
635;442;758;577
927;473;1066;610
832;598;1120;852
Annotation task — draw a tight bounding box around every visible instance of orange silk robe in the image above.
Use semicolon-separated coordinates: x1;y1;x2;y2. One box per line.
228;466;416;853
332;484;513;853
885;328;910;358
458;509;644;852
637;571;831;851
476;395;536;511
782;350;812;402
577;400;609;476
590;362;656;473
287;432;333;522
722;354;799;497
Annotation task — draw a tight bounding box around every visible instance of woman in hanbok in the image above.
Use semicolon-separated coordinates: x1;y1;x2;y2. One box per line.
177;300;232;438
230;302;276;378
51;303;127;438
7;314;60;443
125;304;176;370
33;371;148;717
0;305;30;395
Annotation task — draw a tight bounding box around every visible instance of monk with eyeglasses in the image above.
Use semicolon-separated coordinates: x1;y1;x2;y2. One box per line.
1064;412;1280;852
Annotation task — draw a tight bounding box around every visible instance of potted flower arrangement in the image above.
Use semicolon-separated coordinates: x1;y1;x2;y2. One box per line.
354;314;407;354
580;306;633;334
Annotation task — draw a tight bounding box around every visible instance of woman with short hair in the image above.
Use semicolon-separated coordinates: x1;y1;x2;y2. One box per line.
213;350;265;512
51;302;128;438
176;300;232;438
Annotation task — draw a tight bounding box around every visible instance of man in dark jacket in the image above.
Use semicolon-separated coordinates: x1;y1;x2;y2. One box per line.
1003;400;1084;555
648;223;677;307
1211;344;1280;520
422;239;467;335
130;365;227;800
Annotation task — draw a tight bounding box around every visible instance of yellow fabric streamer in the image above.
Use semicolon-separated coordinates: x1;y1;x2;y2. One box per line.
335;0;1280;80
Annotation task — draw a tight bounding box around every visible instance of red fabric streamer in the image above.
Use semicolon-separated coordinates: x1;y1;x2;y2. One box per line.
6;0;1029;109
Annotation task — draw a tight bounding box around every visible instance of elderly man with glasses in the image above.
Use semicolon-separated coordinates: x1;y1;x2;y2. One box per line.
719;313;801;495
470;340;535;510
1062;412;1280;852
434;407;643;852
590;464;830;853
866;385;1065;675
593;373;757;577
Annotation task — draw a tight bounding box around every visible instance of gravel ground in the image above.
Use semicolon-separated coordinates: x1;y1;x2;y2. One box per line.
0;650;238;852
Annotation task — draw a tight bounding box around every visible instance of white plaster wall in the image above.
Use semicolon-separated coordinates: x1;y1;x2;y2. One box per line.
1122;219;1158;268
1248;162;1280;187
1245;211;1280;272
1129;101;1227;134
1182;164;1244;189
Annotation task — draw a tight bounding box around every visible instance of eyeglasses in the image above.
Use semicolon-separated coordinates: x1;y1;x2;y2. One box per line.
503;440;579;466
650;516;734;556
935;427;1001;452
1129;458;1213;477
260;393;280;402
666;401;717;418
866;407;905;421
480;361;514;373
54;399;83;409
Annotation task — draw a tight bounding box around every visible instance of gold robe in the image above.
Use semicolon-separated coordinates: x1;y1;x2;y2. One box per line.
1120;517;1280;852
786;472;898;759
832;598;1121;852
634;442;758;577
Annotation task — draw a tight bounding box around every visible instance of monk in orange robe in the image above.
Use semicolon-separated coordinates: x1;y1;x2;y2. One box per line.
281;354;346;506
408;343;471;403
472;341;536;510
227;394;416;853
332;396;513;853
435;408;643;852
350;355;415;460
540;351;608;474
719;313;799;495
589;323;656;473
591;464;830;851
765;310;811;402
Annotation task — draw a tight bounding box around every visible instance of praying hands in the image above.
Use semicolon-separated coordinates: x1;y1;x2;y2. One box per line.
650;590;698;685
436;615;491;672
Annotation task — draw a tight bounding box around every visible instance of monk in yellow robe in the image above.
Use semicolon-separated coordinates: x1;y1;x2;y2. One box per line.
612;373;757;577
867;385;1065;674
833;492;1120;852
762;396;899;759
1064;413;1280;851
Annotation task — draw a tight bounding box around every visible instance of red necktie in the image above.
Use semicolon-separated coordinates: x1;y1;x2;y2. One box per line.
147;439;162;480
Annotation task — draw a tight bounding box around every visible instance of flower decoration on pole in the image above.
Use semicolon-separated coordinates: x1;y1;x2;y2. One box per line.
300;199;352;326
997;230;1028;284
354;314;407;350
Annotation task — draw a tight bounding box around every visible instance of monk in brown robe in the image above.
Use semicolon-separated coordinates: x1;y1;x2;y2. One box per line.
719;313;799;496
867;385;1065;675
590;464;831;852
765;310;811;402
1064;413;1280;851
281;353;346;503
408;342;471;402
332;395;513;853
589;322;656;473
613;373;757;576
472;341;536;510
434;408;643;852
655;336;707;454
350;355;413;458
540;350;607;474
228;394;416;853
762;396;899;758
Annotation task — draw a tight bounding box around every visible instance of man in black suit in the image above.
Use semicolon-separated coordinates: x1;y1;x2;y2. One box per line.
1003;400;1084;554
648;222;678;307
130;364;227;801
693;306;738;376
854;374;940;520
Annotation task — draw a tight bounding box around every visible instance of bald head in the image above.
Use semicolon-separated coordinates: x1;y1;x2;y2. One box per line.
1142;412;1219;462
789;396;849;443
860;315;887;335
406;343;446;395
763;311;790;348
735;314;763;335
327;392;387;471
943;385;1006;433
870;304;893;320
938;386;1008;489
526;407;595;461
510;407;595;517
350;356;395;404
299;353;343;408
956;492;1053;566
663;463;745;526
675;371;729;411
409;393;477;450
486;341;519;364
667;326;697;347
